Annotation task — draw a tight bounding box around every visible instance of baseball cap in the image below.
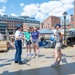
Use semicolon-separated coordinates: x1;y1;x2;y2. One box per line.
55;23;61;28
16;24;22;28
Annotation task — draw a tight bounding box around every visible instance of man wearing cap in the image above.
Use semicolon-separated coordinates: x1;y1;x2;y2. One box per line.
51;24;63;67
14;24;24;64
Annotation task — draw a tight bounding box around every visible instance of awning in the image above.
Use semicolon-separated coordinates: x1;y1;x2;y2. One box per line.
38;28;54;34
69;28;75;31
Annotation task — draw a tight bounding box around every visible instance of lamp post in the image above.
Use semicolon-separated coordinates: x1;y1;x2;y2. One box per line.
5;29;9;41
63;12;67;45
5;29;7;40
41;23;44;29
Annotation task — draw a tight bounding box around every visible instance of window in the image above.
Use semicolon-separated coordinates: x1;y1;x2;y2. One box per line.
71;18;74;21
71;24;74;27
47;22;49;25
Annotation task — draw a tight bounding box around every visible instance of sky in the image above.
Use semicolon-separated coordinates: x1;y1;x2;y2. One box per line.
0;0;74;22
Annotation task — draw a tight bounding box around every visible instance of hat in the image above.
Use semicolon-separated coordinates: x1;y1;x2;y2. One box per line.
16;24;22;28
55;23;61;28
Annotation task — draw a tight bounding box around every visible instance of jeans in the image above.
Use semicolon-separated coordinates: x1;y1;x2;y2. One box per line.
15;40;22;63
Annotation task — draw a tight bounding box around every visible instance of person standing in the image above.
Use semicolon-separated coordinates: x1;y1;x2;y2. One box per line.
10;37;15;49
14;24;24;65
51;24;63;67
31;26;40;58
24;27;32;57
0;33;3;41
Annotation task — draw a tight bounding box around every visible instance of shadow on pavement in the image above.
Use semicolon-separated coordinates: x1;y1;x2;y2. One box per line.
39;55;45;58
0;59;6;61
0;63;11;68
45;56;54;59
61;54;73;64
31;54;45;58
61;58;68;64
6;59;14;63
62;54;73;58
2;62;75;75
22;58;31;66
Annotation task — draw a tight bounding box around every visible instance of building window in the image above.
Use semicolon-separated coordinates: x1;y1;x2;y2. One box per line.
47;22;49;25
71;18;74;21
71;24;74;27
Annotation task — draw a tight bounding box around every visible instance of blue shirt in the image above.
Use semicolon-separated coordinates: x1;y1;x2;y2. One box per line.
31;31;39;40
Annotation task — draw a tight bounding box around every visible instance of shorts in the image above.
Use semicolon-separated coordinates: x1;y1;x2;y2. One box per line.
55;42;62;51
25;40;32;45
32;39;39;44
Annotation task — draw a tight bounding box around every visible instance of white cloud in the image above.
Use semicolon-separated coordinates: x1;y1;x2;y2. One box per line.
20;3;24;7
0;6;6;15
21;0;74;22
60;0;74;4
40;1;63;14
21;4;39;16
0;0;7;2
10;13;17;17
35;12;46;21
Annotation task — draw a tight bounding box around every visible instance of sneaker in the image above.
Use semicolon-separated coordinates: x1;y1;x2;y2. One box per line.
26;54;29;57
14;61;18;63
32;54;35;58
57;61;60;65
35;55;39;59
51;62;59;67
18;61;25;65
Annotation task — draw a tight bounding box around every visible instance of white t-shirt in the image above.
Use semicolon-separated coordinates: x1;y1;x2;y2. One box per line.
15;30;22;40
54;29;61;42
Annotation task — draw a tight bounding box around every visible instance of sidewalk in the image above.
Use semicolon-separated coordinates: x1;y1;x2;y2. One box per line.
0;47;75;75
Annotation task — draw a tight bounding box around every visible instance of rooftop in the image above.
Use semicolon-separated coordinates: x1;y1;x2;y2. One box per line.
0;15;40;23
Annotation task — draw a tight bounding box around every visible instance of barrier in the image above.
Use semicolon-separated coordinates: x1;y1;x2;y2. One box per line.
0;41;8;52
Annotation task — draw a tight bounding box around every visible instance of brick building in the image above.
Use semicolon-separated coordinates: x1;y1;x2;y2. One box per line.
23;23;40;31
70;0;75;28
0;15;23;34
21;16;40;31
61;20;71;30
40;16;60;29
0;22;7;34
0;15;40;35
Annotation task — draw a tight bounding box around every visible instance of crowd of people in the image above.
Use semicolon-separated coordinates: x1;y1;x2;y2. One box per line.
24;26;40;58
14;24;63;67
14;24;40;64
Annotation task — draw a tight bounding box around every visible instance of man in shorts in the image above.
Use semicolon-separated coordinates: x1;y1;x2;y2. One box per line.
51;24;63;67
